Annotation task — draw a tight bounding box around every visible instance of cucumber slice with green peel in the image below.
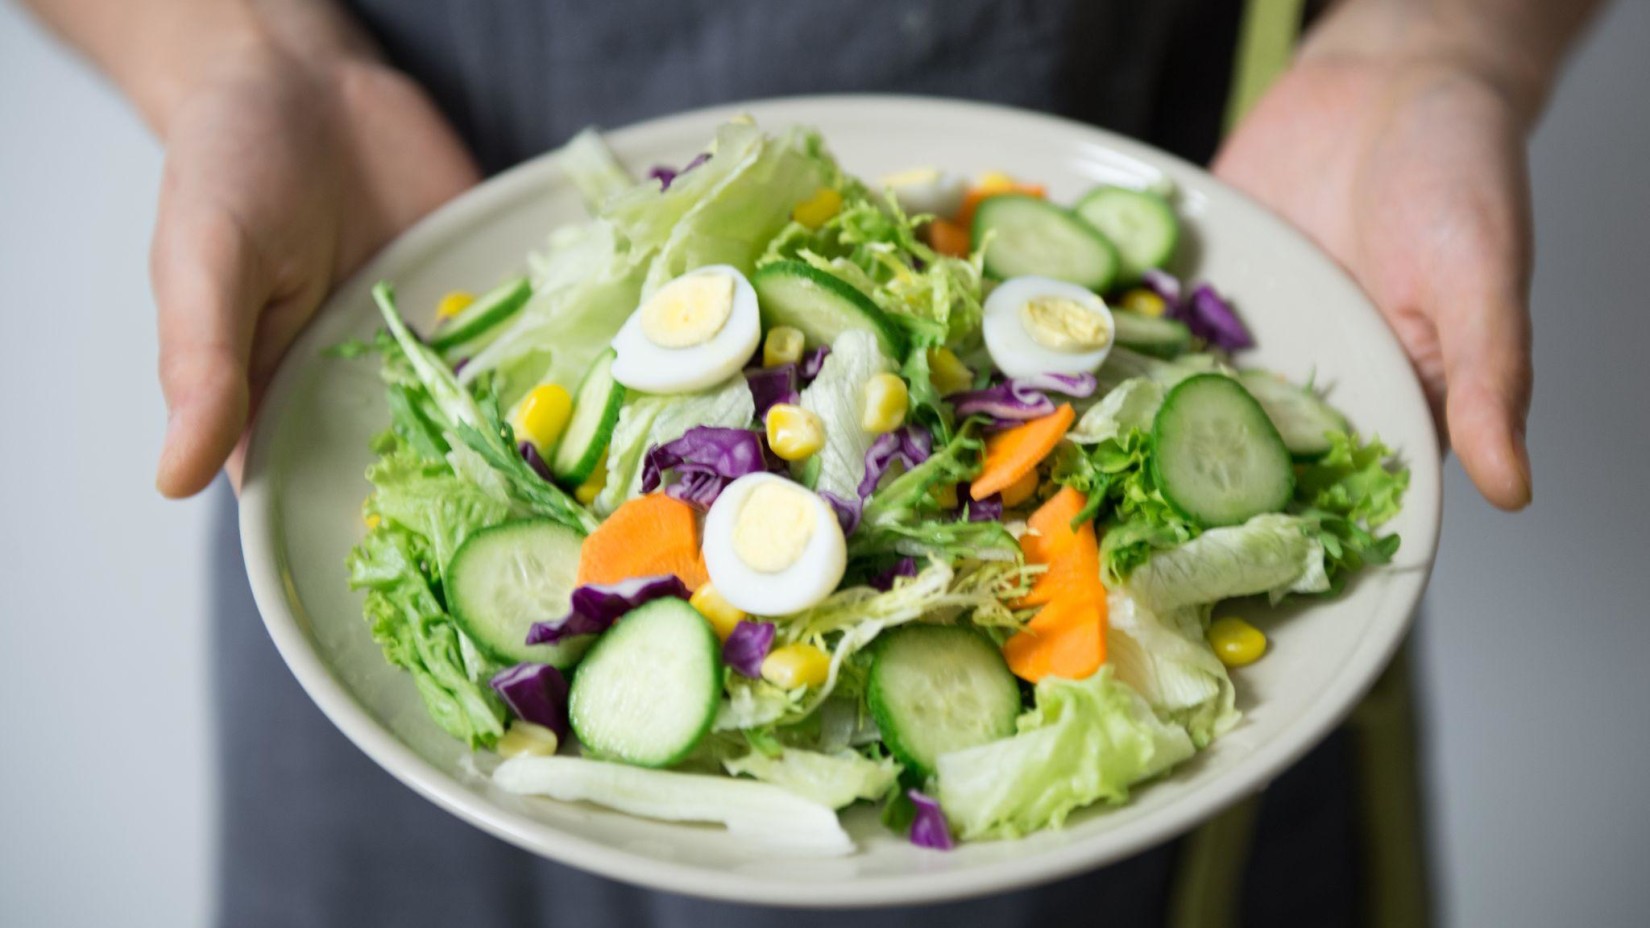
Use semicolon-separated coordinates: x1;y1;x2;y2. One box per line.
447;519;589;668
972;194;1119;292
1112;309;1193;359
568;598;721;767
551;348;625;486
428;277;533;353
1150;374;1294;527
1073;186;1180;282
1237;371;1350;460
867;625;1022;780
751;261;907;359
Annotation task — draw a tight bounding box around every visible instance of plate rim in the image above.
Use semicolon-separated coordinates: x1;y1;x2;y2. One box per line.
239;92;1443;908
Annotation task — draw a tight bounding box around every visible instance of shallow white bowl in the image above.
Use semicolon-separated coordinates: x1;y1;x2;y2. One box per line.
239;95;1441;908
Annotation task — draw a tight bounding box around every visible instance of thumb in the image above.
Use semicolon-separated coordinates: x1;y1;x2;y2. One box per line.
1437;276;1534;510
150;183;265;499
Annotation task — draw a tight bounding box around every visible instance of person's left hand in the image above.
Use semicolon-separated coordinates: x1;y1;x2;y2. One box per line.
1215;53;1534;510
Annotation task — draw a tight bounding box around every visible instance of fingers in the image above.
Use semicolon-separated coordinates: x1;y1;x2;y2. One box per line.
150;180;265;499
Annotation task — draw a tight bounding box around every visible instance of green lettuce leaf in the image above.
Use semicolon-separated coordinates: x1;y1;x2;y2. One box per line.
798;330;895;503
723;748;901;809
595;375;755;515
935;667;1195;840
1106;587;1237;748
1295;430;1410;528
851;419;1019;564
366;447;511;578
1126;513;1329;612
347;526;506;747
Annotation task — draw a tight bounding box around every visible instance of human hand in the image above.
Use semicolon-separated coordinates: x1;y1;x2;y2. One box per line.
1215;44;1539;509
150;36;477;497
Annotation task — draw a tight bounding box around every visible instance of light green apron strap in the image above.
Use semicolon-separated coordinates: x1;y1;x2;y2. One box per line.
1166;794;1261;928
1223;0;1306;130
1349;642;1435;928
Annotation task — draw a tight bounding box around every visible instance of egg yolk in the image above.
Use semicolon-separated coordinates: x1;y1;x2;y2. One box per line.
1019;296;1111;351
639;274;734;348
732;482;817;573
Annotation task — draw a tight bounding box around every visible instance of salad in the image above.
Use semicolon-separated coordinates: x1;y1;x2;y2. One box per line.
343;120;1408;855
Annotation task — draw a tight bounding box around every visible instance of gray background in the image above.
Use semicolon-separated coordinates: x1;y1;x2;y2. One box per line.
1;2;1646;925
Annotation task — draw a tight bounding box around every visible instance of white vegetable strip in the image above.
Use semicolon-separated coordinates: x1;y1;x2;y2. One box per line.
493;756;854;857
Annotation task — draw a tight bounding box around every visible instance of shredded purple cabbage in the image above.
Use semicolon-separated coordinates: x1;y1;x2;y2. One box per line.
800;346;831;382
1140;270;1252;352
722;621;776;678
867;557;918;591
967;494;1004;522
857;426;934;499
647;152;710;191
451;357;470;376
519;441;553;482
907;789;954;851
488;663;570;741
1140;268;1183;306
951;372;1096;424
746;364;800;418
1181;283;1254;351
820;490;862;535
524;575;688;645
642;427;769;509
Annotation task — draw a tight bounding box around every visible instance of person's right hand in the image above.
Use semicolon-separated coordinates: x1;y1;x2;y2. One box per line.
151;37;478;497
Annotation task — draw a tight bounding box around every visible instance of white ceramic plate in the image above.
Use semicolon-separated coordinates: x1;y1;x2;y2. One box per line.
240;95;1441;908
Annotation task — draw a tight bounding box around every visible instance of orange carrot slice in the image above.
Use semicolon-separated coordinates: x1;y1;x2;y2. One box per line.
577;493;709;591
1003;593;1107;682
970;404;1075;500
1014;521;1099;609
1020;486;1088;565
925;217;973;258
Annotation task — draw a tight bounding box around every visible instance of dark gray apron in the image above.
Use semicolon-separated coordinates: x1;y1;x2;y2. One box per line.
211;2;1423;924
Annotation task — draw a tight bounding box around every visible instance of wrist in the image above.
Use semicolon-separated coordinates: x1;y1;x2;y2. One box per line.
1299;0;1590;131
74;0;378;138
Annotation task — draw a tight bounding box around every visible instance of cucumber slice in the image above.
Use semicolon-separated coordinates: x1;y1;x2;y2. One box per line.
428;277;533;353
867;625;1021;780
1112;309;1193;359
1073;186;1179;282
551;348;625;486
568;598;721;767
751;261;907;359
1238;371;1350;460
447;519;589;668
1150;374;1294;527
972;194;1119;292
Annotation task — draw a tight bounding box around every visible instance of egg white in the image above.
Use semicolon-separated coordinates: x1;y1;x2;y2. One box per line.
702;473;847;616
880;167;968;220
982;276;1116;378
610;264;762;394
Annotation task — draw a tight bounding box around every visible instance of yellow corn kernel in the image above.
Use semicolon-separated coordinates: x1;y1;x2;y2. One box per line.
1121;288;1167;318
1000;467;1041;508
1209;617;1267;668
512;384;574;453
930;482;959;510
766;403;825;461
496;720;560;759
364;513;382;530
763;326;806;368
761;643;831;690
689;583;747;641
574;450;608;505
436;290;476;320
861;373;910;434
926;346;974;396
792;187;843;229
975;170;1018;193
